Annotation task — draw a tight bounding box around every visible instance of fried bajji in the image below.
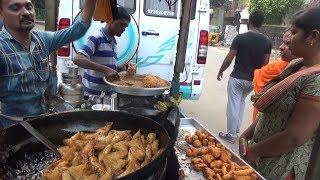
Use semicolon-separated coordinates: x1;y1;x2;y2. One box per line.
184;130;258;180
222;170;233;180
185;134;193;144
193;139;202;147
201;147;210;155
203;167;216;178
210;160;222;169
191;157;203;165
194;163;207;171
202;154;214;165
233;169;254;176
220;150;232;163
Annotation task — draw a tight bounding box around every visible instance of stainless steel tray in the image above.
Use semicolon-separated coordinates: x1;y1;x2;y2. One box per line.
103;74;171;96
175;118;266;180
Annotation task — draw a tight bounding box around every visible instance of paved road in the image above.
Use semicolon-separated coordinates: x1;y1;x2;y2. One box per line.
180;46;254;154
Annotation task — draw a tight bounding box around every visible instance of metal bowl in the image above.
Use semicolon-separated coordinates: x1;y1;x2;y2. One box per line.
103;73;171;96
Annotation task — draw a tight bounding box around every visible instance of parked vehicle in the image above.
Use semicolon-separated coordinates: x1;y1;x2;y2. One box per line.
208;25;220;46
57;0;209;100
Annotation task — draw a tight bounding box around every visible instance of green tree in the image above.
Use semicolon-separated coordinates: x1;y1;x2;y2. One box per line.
210;0;232;11
248;0;305;25
34;0;45;20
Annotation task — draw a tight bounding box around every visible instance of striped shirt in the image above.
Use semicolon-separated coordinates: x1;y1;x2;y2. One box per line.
78;27;117;96
0;16;90;124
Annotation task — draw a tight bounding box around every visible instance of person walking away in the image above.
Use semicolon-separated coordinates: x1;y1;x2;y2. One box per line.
0;0;97;128
217;10;272;143
239;7;320;179
73;7;131;96
252;31;298;122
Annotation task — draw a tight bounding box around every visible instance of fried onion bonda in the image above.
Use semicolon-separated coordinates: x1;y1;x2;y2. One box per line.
184;130;258;180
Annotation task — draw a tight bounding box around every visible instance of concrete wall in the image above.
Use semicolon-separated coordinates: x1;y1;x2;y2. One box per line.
260;25;288;48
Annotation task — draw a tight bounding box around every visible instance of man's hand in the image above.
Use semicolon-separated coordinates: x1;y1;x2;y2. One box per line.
104;69;120;81
81;0;98;23
217;71;223;81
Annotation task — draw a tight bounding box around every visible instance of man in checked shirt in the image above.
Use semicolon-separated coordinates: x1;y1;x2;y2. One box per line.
0;0;97;128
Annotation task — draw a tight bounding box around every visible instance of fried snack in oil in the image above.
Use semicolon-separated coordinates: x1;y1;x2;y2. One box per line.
43;123;163;179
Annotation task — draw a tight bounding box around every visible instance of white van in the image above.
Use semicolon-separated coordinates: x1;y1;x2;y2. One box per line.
57;0;209;100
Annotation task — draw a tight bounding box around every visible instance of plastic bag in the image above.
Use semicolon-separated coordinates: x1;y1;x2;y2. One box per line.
93;0;113;22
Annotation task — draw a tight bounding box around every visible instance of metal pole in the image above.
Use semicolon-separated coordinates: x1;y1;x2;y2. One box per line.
45;1;58;94
171;0;193;99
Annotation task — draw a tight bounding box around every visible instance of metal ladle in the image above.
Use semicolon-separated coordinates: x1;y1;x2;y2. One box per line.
0;113;61;158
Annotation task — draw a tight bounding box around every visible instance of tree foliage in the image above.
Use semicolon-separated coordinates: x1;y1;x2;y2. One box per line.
210;0;232;11
248;0;305;25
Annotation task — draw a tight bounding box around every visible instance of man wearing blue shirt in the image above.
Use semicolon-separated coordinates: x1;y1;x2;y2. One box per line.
74;7;130;96
0;0;97;127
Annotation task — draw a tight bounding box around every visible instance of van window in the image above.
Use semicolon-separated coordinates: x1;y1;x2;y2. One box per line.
144;0;178;18
79;0;136;14
118;0;136;14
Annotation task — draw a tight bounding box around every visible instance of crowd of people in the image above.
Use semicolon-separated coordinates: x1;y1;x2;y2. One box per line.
1;0;320;179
